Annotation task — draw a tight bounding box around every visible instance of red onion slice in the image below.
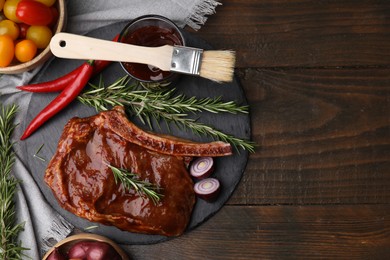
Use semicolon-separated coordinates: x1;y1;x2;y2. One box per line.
194;178;220;201
68;241;121;260
190;157;214;179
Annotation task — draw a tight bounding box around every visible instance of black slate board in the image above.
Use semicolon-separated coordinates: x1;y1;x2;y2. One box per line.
20;22;251;245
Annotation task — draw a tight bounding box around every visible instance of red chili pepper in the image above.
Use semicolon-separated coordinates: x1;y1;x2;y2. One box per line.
16;34;119;93
20;61;94;140
16;65;84;92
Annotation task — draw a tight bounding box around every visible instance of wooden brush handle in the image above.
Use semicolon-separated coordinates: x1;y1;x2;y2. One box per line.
50;33;173;71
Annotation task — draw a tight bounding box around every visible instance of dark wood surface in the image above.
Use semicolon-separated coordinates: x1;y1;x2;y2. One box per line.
122;0;390;259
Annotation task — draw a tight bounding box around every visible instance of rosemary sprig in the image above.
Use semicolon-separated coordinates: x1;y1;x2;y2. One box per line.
107;164;163;205
79;76;249;115
0;103;28;259
78;76;255;152
146;110;256;153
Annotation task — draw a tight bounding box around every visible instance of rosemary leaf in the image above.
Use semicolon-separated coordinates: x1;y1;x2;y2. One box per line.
33;144;46;162
84;225;99;231
107;164;163;205
0;103;29;259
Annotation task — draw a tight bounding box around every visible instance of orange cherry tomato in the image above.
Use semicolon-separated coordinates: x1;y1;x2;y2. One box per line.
15;39;37;62
26;25;52;49
0;19;20;40
0;35;14;67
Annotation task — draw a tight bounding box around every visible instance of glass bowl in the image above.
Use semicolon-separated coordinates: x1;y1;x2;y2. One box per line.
118;15;185;90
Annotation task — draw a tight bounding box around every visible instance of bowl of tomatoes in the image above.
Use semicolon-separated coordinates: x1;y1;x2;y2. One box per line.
0;0;66;74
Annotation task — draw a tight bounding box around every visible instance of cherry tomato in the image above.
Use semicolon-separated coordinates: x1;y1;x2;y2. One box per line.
3;0;22;23
18;23;29;39
34;0;56;7
15;39;37;62
49;6;58;28
0;0;5;12
0;35;14;67
0;12;6;20
26;25;52;48
16;0;53;26
0;19;20;40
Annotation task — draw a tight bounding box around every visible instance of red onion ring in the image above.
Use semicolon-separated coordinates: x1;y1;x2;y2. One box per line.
194;178;220;201
190;157;214;179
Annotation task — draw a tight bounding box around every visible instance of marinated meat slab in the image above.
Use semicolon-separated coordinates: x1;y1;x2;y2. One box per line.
45;106;232;236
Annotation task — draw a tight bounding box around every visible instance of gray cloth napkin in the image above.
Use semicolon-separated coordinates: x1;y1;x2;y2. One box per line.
0;0;220;258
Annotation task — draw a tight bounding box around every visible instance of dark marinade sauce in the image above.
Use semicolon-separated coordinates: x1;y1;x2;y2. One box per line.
122;25;182;81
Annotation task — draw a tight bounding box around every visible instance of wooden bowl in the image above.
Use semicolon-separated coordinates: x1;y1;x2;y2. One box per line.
42;233;130;260
0;0;66;74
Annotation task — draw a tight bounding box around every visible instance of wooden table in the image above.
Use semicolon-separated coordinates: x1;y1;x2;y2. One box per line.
121;0;390;259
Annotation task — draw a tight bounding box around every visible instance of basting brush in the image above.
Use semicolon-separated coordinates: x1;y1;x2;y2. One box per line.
50;33;235;82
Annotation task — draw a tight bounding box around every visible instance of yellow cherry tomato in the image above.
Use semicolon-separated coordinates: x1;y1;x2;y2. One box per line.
3;0;22;23
0;0;5;12
15;39;37;62
34;0;56;7
0;19;20;40
26;25;52;49
0;35;14;67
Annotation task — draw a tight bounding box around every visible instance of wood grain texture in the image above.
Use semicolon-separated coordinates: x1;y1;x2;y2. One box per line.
123;205;390;259
68;1;390;258
192;0;390;68
228;68;390;205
